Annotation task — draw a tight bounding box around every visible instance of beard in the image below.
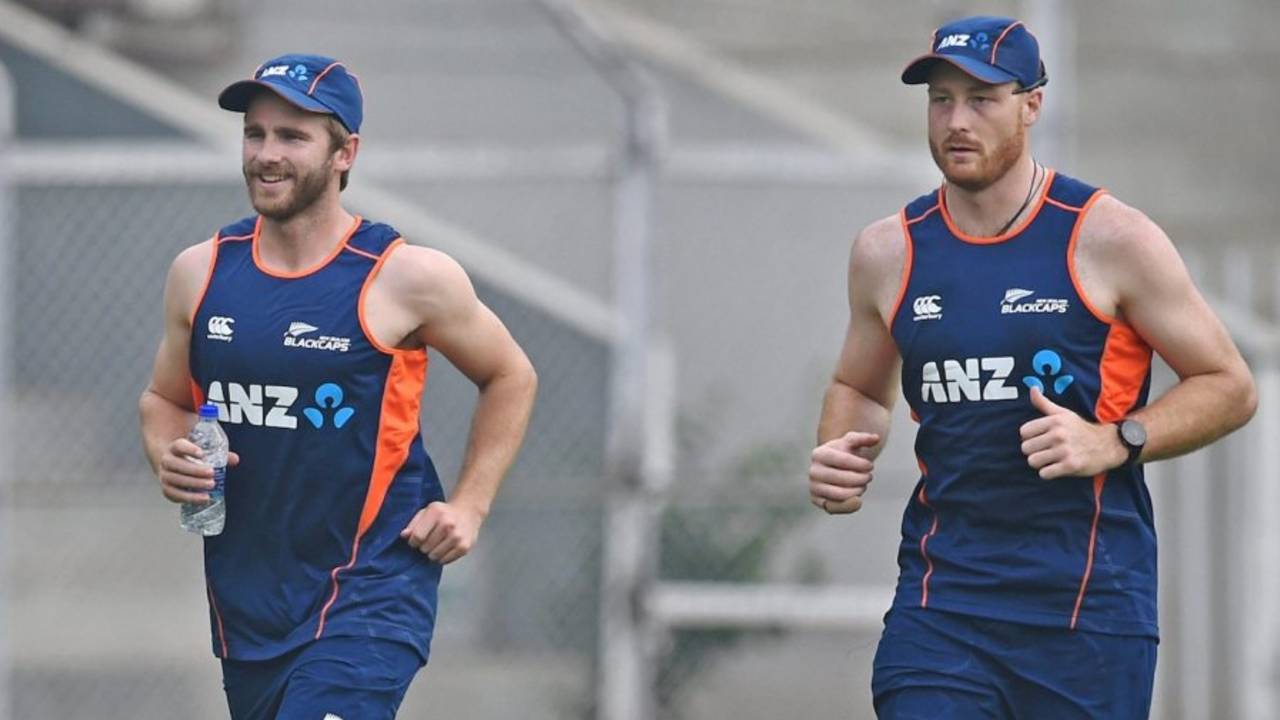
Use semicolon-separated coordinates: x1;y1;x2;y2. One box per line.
930;123;1026;193
243;156;333;221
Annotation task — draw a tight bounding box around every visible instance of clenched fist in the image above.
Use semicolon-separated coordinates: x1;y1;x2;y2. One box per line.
400;501;485;564
809;431;880;514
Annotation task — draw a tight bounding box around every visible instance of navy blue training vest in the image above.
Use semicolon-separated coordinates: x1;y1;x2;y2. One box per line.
889;171;1157;637
189;214;445;661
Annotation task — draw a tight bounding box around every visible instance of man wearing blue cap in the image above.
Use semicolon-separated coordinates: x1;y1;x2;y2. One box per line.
139;54;538;719
807;16;1255;718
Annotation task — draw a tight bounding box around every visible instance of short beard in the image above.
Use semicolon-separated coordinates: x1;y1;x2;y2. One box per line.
931;123;1026;193
244;156;334;222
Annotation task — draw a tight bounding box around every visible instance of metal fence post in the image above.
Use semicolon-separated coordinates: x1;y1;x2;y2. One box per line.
0;59;15;720
532;2;670;718
1021;0;1077;170
1241;358;1280;719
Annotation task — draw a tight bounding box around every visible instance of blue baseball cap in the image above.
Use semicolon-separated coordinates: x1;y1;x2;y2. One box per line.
218;54;363;133
901;16;1047;91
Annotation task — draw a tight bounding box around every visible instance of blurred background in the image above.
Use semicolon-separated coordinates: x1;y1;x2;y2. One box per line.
0;0;1278;718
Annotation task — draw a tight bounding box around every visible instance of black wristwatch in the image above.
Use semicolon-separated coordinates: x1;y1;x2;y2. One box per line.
1116;419;1147;468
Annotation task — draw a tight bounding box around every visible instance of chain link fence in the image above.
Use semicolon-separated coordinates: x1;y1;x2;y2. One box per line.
6;179;612;719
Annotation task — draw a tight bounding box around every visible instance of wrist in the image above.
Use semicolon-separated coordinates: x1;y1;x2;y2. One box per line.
1106;425;1130;470
1113;418;1148;469
449;494;491;521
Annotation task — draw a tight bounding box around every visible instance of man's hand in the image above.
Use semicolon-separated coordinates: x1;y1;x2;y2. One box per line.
809;431;880;515
1020;387;1127;479
157;437;240;504
400;501;485;564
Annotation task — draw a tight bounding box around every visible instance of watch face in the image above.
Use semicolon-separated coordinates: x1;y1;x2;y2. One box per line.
1121;420;1147;447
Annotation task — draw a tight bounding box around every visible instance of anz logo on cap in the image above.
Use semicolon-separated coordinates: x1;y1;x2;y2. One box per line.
937;32;992;52
259;63;310;84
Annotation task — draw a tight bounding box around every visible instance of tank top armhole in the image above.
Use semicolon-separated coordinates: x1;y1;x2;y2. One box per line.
1066;189;1117;326
887;209;917;328
187;234;221;332
357;237;427;362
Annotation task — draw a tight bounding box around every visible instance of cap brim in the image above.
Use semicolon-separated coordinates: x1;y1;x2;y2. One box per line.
217;79;335;118
901;54;1019;86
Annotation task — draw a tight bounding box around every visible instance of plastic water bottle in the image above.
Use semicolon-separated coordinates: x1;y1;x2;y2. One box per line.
180;404;228;536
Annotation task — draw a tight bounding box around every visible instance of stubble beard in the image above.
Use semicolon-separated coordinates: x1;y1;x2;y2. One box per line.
930;123;1026;193
244;156;334;222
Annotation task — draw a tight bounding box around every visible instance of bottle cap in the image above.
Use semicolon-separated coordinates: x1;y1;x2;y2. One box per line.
198;404;219;419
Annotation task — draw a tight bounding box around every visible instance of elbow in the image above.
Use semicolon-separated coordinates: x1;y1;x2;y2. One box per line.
1228;361;1259;427
507;355;539;400
1233;367;1258;429
138;386;155;418
524;359;539;399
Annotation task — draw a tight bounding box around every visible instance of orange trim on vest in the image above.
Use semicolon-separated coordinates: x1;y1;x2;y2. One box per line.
344;243;381;262
918;484;940;608
1066;190;1115;324
316;538;360;640
1070;474;1106;629
356;238;423;357
939;169;1057;245
187;235;222;407
1044;196;1086;213
316;350;428;639
252;215;362;279
188;236;221;332
889;210;919;327
905;204;940;226
207;584;229;657
1070;323;1151;629
1095;324;1153;425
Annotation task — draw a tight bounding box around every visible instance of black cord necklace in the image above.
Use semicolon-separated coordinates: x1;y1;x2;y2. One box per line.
995;161;1041;236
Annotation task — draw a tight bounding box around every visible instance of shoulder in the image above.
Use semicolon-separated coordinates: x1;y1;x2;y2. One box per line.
1074;194;1185;317
165;238;217;322
845;213;910;318
1077;194;1174;271
850;213;907;274
376;242;478;317
379;242;471;291
170;238;216;280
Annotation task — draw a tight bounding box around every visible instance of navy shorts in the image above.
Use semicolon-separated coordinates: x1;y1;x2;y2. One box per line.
872;607;1156;719
222;637;424;720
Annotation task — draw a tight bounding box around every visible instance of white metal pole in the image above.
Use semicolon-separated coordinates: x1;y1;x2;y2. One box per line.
1173;448;1213;720
1241;361;1280;719
1021;0;1077;171
0;59;15;720
1220;247;1280;720
531;2;668;719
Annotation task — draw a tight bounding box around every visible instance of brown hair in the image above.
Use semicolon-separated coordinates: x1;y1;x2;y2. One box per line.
325;117;352;191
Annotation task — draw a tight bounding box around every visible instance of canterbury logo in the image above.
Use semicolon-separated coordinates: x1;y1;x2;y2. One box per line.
206;316;235;342
913;295;943;322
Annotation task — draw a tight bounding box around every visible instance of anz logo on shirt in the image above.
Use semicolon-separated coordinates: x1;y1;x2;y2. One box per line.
205;380;356;429
920;349;1074;404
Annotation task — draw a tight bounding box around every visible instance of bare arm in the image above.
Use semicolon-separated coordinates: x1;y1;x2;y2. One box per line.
138;240;236;503
1088;197;1256;460
1021;196;1256;478
810;215;907;513
389;246;538;563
